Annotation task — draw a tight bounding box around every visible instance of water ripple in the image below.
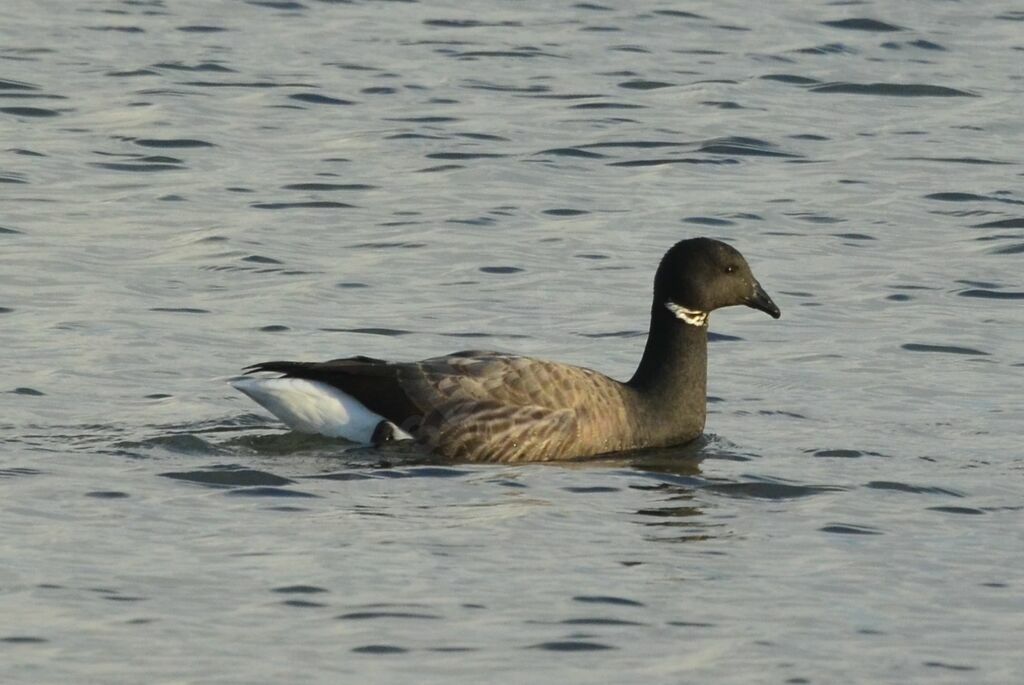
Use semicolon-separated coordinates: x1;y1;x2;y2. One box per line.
289;93;355;106
706;481;843;500
250;201;356;209
865;481;963;497
901;343;990;356
820;18;904;32
810;83;975;97
820;524;883;535
957;289;1024;300
527;640;615;651
133;138;215;148
161;467;294;488
1;106;62;117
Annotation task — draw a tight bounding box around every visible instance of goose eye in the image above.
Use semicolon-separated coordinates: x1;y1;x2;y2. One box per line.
724;265;736;274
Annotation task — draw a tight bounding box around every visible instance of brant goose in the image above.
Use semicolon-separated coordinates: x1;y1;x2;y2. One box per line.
232;237;780;462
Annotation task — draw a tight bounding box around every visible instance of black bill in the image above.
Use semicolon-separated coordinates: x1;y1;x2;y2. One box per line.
747;281;781;319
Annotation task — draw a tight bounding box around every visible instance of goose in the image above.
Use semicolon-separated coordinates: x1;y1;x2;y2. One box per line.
232;237;780;462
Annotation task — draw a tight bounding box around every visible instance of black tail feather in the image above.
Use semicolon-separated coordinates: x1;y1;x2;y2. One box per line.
242;356;392;377
242;361;315;375
239;356;417;425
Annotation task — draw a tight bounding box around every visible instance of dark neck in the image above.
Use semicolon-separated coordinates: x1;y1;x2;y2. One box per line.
627;302;708;438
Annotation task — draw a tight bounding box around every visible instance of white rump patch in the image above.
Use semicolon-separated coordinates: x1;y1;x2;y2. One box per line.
665;301;708;327
231;377;413;444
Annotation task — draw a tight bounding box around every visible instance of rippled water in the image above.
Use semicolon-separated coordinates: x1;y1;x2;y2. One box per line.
3;1;1023;682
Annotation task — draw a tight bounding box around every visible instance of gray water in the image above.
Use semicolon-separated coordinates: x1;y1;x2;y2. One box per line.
3;0;1023;682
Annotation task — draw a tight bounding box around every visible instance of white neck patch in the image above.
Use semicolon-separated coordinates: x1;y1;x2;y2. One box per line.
665;301;708;327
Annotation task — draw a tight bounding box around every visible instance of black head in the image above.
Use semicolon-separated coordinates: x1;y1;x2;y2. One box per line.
653;237;780;321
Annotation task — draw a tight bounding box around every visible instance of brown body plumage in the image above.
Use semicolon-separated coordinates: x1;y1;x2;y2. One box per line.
248;350;698;462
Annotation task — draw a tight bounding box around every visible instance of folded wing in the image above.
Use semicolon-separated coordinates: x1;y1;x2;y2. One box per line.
245;351;629;460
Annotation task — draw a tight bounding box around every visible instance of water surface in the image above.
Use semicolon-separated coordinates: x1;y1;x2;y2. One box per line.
2;1;1022;682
